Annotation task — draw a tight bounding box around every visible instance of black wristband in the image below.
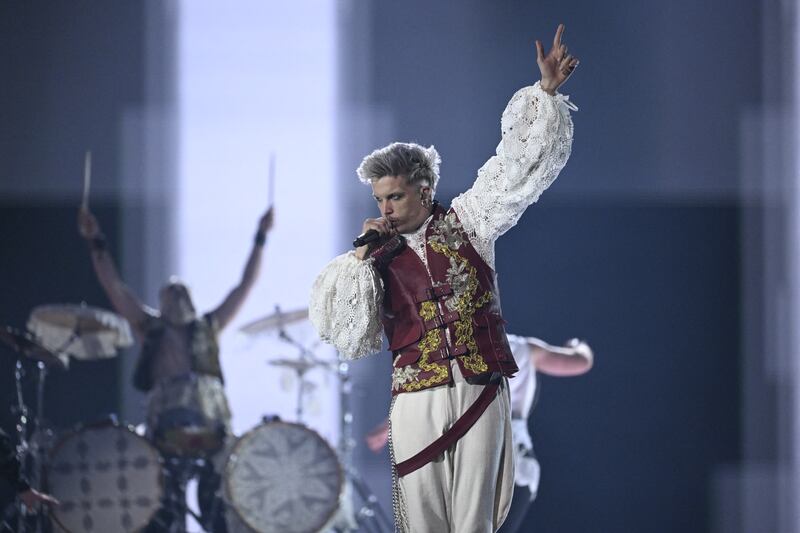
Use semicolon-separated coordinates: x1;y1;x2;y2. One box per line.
254;231;266;247
89;234;107;252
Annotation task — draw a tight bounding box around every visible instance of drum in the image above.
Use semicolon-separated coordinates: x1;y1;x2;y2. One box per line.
224;421;343;533
147;374;230;457
45;421;163;533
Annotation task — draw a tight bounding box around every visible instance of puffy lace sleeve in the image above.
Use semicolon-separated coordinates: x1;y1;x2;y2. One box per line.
309;251;384;360
452;81;575;266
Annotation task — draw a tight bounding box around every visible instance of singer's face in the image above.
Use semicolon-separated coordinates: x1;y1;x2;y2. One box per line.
371;175;431;234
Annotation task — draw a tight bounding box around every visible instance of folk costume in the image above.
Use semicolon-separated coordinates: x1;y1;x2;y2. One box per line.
311;82;575;532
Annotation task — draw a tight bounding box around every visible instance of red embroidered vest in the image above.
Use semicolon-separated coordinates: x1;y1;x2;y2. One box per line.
371;205;518;396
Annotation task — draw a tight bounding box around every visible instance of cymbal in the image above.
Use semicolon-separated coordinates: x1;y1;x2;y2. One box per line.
0;326;67;368
240;308;309;335
267;357;337;373
27;304;133;360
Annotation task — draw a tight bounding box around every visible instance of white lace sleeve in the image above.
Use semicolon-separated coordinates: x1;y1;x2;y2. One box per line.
309;251;384;360
452;81;575;267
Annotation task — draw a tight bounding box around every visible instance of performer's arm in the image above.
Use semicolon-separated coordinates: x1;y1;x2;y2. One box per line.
365;417;390;453
528;336;593;376
78;208;150;338
452;24;578;263
211;207;274;331
309;250;385;360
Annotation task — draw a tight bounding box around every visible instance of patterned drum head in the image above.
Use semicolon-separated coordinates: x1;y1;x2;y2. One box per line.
46;423;162;532
225;421;343;533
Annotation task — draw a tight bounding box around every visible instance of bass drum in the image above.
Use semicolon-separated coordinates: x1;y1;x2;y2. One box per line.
223;421;343;533
45;420;163;533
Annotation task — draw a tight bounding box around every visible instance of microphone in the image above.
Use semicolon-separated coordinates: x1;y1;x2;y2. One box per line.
353;229;380;248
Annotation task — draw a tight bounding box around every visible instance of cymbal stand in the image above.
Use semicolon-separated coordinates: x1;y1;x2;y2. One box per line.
276;319;317;424
292;363;309;424
11;359;31;533
34;362;46;449
13;358;47;533
1;328;58;533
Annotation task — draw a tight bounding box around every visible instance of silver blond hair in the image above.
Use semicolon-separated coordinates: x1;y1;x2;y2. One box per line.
356;142;441;198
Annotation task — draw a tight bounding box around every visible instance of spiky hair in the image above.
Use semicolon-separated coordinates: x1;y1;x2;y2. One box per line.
356;142;441;197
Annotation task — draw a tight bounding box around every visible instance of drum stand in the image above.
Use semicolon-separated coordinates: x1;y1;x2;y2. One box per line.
273;324;392;532
9;360;51;533
150;456;211;533
336;362;392;533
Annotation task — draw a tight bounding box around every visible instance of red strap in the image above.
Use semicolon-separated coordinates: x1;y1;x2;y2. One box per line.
423;310;460;332
413;284;453;303
428;343;468;363
395;382;500;477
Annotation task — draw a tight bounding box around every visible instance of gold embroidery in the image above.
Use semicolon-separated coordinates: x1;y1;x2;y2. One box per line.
399;300;449;392
429;240;491;374
394;211;493;392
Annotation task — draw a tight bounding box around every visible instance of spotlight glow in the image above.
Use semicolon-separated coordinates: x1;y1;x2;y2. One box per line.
177;1;339;442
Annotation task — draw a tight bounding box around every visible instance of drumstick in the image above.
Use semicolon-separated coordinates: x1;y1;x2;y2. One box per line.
268;152;276;208
81;150;92;210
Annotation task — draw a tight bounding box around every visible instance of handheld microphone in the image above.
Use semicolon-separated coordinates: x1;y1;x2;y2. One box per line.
353;229;381;248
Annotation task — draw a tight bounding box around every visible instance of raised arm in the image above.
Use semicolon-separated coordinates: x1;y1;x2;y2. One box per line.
451;24;579;267
78;208;150;337
528;336;593;376
210;207;274;331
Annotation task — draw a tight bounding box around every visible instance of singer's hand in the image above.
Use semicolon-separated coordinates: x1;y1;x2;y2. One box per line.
355;217;395;260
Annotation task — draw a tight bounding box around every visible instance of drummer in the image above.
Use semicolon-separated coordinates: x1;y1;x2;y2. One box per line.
77;206;274;531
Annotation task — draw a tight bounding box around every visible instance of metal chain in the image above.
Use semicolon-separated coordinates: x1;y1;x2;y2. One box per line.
387;396;409;533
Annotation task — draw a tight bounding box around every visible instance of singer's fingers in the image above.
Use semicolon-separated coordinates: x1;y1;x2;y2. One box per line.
363;217;392;235
383;217;398;233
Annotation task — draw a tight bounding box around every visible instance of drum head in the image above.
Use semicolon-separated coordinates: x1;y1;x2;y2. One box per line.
225;421;343;533
46;422;163;532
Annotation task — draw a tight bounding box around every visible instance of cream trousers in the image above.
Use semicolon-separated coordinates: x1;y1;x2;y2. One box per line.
389;363;514;533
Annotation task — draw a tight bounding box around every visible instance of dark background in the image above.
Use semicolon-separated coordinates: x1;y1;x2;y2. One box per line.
0;3;148;429
339;1;762;532
0;1;781;531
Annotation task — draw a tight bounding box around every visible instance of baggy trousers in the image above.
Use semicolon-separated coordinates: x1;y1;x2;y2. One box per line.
389;362;514;533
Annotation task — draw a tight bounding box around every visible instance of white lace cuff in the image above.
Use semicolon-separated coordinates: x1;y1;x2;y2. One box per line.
309;252;384;360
